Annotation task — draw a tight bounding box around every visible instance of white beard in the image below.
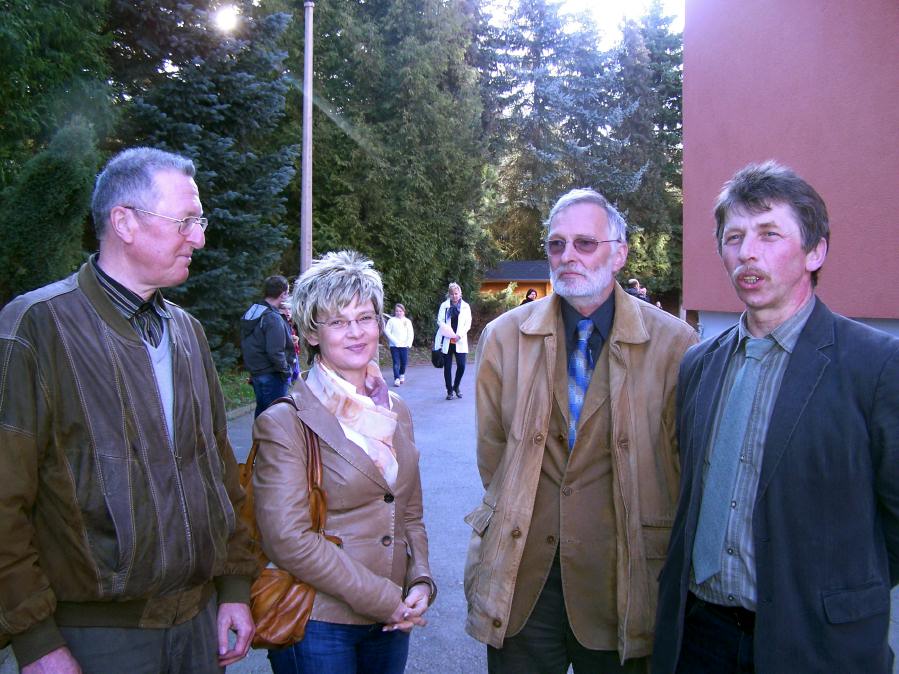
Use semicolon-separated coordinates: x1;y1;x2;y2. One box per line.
551;259;615;300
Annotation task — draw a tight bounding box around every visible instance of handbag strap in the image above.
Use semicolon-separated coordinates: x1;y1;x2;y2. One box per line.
242;395;297;476
303;421;328;534
242;395;329;535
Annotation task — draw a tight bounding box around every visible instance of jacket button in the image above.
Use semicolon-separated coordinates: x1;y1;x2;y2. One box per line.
546;535;556;545
381;536;392;546
492;618;502;628
534;433;545;444
511;528;522;539
384;493;394;503
561;487;572;497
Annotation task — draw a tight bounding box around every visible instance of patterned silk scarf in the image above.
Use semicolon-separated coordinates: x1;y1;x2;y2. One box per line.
305;358;399;487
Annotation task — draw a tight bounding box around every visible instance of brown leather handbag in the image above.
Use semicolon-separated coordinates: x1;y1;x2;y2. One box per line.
238;398;341;649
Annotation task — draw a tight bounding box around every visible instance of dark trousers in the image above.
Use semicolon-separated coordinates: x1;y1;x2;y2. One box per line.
675;593;755;673
389;346;408;379
488;556;647;673
268;619;409;674
252;372;289;418
443;343;466;392
59;595;221;674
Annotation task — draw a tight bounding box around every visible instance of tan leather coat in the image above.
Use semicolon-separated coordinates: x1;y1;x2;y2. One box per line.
252;380;434;624
464;286;698;659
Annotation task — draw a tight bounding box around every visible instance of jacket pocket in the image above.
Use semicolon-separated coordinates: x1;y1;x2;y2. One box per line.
822;583;890;624
88;453;137;595
641;520;674;559
463;501;496;605
464;501;496;536
642;522;674;589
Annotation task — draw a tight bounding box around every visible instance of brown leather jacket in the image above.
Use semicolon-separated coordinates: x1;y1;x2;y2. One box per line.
465;286;698;659
252;379;435;624
0;263;256;666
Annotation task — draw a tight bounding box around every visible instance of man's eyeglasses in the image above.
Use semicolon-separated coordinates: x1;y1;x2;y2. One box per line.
315;313;379;332
545;237;620;256
126;207;208;235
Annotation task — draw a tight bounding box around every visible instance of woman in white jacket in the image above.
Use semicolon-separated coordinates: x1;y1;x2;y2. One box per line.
435;282;471;400
384;303;414;386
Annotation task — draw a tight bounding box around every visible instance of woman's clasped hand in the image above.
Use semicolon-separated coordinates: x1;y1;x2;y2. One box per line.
383;583;431;632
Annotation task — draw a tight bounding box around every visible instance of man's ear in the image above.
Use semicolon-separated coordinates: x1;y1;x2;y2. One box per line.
805;237;827;273
108;205;136;244
612;242;629;274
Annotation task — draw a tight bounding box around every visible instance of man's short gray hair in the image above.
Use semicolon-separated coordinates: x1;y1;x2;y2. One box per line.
91;147;196;239
291;250;384;361
545;188;628;242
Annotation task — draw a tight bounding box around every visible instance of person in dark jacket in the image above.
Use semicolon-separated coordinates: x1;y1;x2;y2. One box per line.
519;288;538;305
240;275;297;417
278;301;302;384
0;147;256;672
625;278;652;303
652;161;899;673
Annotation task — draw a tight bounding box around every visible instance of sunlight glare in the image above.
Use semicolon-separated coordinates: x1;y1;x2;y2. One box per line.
563;0;684;47
214;5;240;33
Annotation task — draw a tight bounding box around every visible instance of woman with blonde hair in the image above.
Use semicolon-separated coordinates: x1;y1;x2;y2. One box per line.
435;282;471;400
253;250;435;673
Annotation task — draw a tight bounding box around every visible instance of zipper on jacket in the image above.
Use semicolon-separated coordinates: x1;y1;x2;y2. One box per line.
148;332;196;581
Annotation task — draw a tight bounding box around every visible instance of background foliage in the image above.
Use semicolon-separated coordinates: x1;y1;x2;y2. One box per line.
0;0;684;363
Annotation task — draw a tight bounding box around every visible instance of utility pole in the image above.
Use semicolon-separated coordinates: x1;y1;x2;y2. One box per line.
299;1;314;273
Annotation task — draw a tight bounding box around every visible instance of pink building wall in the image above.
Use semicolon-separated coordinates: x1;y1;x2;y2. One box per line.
682;0;899;325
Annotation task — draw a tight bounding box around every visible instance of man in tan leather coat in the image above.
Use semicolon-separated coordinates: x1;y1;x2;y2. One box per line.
465;188;697;672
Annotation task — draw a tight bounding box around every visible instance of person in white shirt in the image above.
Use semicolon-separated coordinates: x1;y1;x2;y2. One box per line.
385;303;415;386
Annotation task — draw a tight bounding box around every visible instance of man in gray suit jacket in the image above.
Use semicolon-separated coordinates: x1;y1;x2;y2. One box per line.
653;161;899;672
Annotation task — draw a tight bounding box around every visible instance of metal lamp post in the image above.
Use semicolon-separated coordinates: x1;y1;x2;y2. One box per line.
299;1;315;273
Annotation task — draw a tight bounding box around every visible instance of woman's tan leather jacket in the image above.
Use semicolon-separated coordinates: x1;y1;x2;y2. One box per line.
252;379;434;624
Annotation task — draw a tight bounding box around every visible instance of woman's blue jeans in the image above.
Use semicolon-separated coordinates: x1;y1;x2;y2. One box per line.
267;620;410;674
443;343;466;393
389;346;408;380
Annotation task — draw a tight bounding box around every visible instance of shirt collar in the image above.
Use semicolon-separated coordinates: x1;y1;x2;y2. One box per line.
560;291;616;344
91;254;172;321
736;294;816;354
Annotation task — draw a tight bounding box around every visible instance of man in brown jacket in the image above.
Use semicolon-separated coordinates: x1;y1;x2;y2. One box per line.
465;188;697;672
0;148;256;672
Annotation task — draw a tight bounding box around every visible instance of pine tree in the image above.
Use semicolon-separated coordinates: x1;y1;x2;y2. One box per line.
0;0;111;190
106;1;299;365
273;0;486;337
485;0;638;260
0;118;100;303
612;1;684;294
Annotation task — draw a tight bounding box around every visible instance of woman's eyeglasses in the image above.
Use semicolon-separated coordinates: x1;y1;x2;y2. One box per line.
315;313;379;332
